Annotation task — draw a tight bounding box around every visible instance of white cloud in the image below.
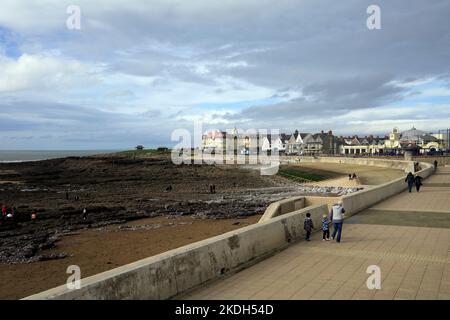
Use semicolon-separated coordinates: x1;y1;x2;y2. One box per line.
0;53;92;92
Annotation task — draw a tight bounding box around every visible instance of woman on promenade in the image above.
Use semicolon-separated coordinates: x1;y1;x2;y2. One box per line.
405;172;415;193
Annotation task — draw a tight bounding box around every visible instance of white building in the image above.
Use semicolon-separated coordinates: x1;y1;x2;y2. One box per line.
339;136;385;155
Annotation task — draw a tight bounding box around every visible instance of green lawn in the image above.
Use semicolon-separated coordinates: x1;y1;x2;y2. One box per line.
115;149;172;157
277;166;340;183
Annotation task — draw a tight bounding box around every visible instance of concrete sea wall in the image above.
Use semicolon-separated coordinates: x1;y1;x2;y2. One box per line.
299;157;434;216
283;156;416;173
25;204;328;300
261;157;434;220
259;196;305;223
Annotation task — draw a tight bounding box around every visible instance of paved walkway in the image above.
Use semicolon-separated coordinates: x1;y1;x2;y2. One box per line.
369;169;450;213
182;167;450;300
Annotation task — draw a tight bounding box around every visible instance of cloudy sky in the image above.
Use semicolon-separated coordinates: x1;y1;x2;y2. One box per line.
1;0;450;149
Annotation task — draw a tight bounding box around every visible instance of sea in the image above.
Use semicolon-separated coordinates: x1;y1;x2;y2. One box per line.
0;150;122;162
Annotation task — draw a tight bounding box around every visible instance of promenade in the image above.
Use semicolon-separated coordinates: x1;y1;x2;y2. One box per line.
182;167;450;300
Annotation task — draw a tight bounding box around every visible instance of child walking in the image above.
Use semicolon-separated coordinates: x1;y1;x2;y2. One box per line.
304;213;314;241
322;214;330;241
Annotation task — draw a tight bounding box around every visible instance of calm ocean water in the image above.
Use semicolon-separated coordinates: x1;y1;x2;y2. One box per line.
0;150;121;162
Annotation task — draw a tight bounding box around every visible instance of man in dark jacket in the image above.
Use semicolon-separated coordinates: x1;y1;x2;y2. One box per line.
304;213;314;241
434;160;438;172
405;172;415;193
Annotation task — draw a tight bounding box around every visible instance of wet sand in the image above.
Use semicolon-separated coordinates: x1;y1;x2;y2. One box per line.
0;214;261;300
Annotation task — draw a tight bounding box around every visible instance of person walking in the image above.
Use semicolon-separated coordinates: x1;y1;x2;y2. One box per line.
405;172;415;193
434;160;438;172
304;213;314;241
330;200;345;243
415;175;423;192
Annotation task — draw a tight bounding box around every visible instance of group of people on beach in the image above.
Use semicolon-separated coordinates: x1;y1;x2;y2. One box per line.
1;191;91;228
0;204;36;225
348;173;357;180
1;204;16;222
303;200;346;244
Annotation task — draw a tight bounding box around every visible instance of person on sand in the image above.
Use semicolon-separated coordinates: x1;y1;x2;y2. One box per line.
330;200;345;243
405;172;415;193
304;213;314;241
415;175;423;192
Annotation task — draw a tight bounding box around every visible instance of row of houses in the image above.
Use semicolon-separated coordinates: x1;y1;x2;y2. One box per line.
202;129;339;156
340;127;447;155
202;127;449;156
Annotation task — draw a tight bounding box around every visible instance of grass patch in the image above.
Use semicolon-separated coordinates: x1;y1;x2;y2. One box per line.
278;166;331;182
115;149;172;157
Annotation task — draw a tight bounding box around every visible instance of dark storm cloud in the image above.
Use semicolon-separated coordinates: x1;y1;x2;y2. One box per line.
223;75;404;123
